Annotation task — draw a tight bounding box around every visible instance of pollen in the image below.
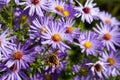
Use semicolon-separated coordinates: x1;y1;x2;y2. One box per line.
105;19;111;24
84;41;92;49
107;58;115;66
32;0;40;5
103;33;111;40
83;7;90;14
52;34;62;42
55;6;63;12
66;27;73;33
46;54;59;68
40;26;48;33
13;51;23;60
62;10;69;17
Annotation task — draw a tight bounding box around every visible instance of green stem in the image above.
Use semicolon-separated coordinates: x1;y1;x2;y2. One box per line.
0;15;11;27
9;0;14;29
0;2;13;29
2;6;10;16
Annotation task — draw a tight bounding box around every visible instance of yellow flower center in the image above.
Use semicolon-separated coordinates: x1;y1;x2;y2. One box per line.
20;15;28;24
44;74;52;80
80;67;88;76
55;6;63;12
107;58;115;66
62;10;69;17
103;33;111;40
84;41;92;49
13;51;23;60
52;34;62;42
66;27;73;33
105;19;111;24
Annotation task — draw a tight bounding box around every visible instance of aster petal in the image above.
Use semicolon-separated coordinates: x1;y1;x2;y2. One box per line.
29;5;35;16
36;5;44;16
5;60;15;68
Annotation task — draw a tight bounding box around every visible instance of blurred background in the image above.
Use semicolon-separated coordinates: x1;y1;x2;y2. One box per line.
95;0;120;20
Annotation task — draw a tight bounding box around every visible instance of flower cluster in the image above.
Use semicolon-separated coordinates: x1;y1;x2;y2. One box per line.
0;0;120;80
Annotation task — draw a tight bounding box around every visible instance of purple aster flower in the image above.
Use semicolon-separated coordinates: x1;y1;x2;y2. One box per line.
29;16;50;41
86;61;107;78
99;50;120;77
59;18;80;43
75;31;103;56
75;0;99;23
0;28;15;56
4;40;35;71
99;11;120;26
93;23;120;51
49;0;65;16
15;0;52;16
0;64;29;80
41;22;70;52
